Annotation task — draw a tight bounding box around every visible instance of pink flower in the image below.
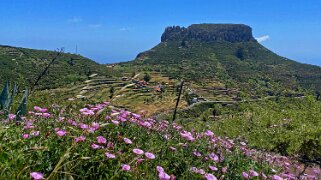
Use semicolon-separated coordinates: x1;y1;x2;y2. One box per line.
22;133;29;139
145;152;156;159
56;130;66;137
28;111;35;115
107;142;114;148
209;165;218;171
222;167;228;174
193;150;202;157
105;152;116;159
91;122;100;130
74;136;86;142
8;114;16;120
34;106;42;112
157;166;164;173
111;120;120;125
123;138;133;144
249;170;259;177
96;136;107;144
205;173;217;180
313;168;320;175
271;175;283;180
137;158;145;164
169;146;177;151
42;113;50;118
180;131;195;141
133;148;144;155
31;131;40;136
158;171;170;180
242;172;249;180
82;109;95;116
209;153;219;163
132;113;141;119
30;172;44;180
198;169;205;175
121;164;130;171
91;143;101;149
40;108;47;113
79;123;89;129
170;174;176;180
205;130;214;137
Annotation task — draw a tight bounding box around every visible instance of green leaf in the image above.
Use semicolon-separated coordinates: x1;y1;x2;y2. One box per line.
4;83;18;111
0;81;9;110
15;88;28;121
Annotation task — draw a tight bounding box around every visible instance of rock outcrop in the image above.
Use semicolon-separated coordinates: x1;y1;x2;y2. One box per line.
161;24;256;43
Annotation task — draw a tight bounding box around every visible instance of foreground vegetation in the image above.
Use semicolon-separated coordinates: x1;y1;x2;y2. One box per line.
1;100;320;179
175;96;321;164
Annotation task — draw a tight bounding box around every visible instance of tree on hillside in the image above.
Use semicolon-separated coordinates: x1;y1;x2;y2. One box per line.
143;74;151;82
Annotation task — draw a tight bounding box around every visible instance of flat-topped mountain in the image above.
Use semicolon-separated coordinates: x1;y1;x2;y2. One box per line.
161;24;256;43
124;23;321;94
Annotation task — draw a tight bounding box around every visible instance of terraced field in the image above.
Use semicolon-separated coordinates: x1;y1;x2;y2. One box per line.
31;71;241;117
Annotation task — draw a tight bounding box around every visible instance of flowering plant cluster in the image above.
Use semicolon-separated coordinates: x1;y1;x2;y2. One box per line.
0;101;320;179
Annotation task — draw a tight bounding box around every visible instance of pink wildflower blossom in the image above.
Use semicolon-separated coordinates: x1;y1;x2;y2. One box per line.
158;171;170;180
42;113;50;118
205;130;214;137
30;172;44;180
124;137;133;144
22;133;29;139
40;108;47;113
111;120;120;125
91;143;101;149
74;136;86;142
157;166;164;173
8;114;16;120
96;136;107;144
249;170;259;177
242;172;249;180
79;123;89;129
271;175;284;180
31;131;40;136
105;152;116;159
56;130;66;137
133;148;144;155
121;164;130;171
145;152;156;159
209;165;218;171
193;150;202;157
222;167;228;174
34;106;42;112
137;158;145;164
209;153;219;163
205;173;217;180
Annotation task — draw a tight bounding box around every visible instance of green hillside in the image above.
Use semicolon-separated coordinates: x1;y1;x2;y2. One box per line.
122;24;321;95
0;45;114;90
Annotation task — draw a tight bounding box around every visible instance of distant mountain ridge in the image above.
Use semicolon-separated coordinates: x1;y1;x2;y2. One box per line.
0;45;111;90
124;23;321;94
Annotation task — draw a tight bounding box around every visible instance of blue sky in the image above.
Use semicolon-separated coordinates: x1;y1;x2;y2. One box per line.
0;0;320;66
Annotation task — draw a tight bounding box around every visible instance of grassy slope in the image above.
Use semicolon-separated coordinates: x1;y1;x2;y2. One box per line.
0;45;115;90
124;41;321;94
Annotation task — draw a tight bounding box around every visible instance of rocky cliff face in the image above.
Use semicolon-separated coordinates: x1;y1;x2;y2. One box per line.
161;24;256;43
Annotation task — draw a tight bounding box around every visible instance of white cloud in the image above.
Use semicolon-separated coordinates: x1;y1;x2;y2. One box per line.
120;27;128;31
256;35;270;43
67;17;83;23
89;24;102;28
